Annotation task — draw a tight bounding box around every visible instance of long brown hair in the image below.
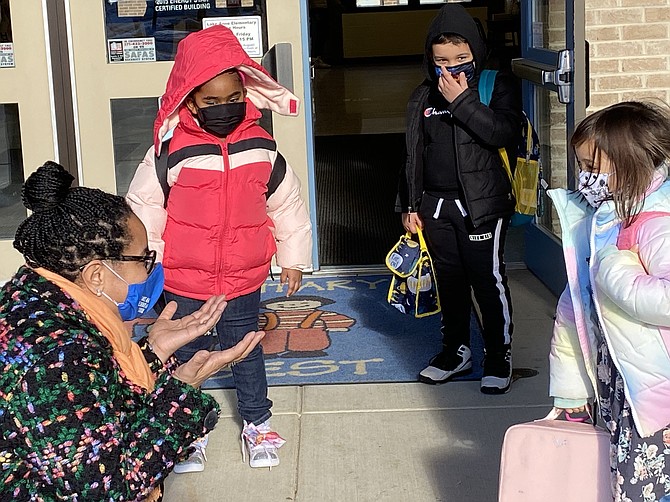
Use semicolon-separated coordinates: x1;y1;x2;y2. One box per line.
571;101;670;226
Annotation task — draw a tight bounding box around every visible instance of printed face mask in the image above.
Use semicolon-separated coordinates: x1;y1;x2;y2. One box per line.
435;61;476;82
102;263;165;321
578;170;611;208
196;101;246;137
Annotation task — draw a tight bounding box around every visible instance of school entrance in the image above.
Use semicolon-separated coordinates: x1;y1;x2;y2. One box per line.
0;0;616;296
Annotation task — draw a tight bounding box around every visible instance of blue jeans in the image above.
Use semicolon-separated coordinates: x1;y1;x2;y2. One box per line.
163;288;272;425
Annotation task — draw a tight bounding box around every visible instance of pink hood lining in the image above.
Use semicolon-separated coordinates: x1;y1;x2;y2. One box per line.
154;25;300;154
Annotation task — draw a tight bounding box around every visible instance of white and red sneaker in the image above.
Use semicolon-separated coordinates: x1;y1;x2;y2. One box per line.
241;420;285;469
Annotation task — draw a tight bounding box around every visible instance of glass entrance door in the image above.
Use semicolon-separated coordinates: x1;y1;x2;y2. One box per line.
0;0;314;279
513;0;586;296
0;1;56;275
69;0;311;198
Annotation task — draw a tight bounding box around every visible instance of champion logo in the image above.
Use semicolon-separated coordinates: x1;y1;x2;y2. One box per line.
424;107;449;117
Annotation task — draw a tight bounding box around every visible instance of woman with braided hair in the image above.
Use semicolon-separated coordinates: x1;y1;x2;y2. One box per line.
0;161;264;501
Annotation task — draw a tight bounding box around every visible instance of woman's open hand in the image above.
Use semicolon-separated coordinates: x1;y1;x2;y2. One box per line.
147;295;227;363
172;331;265;388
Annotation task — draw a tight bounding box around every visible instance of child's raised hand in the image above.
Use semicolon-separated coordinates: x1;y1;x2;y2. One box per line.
437;71;469;103
281;268;303;297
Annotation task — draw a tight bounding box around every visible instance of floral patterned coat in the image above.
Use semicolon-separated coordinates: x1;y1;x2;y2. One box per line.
0;267;219;501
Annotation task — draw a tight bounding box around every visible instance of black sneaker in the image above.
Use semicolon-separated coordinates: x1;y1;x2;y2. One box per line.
418;345;472;384
480;347;512;394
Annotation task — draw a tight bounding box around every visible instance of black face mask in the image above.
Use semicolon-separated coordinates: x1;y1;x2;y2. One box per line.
196;101;246;137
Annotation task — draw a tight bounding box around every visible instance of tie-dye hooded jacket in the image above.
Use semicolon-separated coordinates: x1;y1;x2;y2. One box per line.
549;167;670;437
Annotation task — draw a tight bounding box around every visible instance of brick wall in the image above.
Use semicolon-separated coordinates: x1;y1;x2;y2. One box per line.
541;2;670;235
586;0;670;111
117;0;148;18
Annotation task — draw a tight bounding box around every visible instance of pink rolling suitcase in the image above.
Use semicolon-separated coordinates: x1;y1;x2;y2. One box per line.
498;410;612;502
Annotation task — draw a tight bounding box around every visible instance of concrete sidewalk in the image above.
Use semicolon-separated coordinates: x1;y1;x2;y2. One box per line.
163;269;557;502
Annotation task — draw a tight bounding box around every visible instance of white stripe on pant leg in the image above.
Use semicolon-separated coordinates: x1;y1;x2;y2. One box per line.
433;198;444;219
492;218;512;345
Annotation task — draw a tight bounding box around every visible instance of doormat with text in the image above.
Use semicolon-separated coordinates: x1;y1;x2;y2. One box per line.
130;274;485;387
200;274;484;388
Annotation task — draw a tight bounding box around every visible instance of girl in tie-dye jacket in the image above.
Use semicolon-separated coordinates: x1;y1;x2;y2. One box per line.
549;101;670;501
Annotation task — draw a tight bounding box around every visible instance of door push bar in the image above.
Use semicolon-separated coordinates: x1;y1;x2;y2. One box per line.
511;49;573;104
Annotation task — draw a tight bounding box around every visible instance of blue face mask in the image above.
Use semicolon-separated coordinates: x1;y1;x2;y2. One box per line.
102;263;165;321
435;61;476;82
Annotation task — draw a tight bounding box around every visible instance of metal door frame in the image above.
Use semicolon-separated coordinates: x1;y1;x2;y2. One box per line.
513;0;586;296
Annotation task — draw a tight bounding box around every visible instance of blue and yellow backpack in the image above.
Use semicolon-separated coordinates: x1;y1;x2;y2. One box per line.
478;69;542;226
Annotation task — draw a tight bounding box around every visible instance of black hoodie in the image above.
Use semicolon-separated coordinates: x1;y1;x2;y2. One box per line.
398;4;522;228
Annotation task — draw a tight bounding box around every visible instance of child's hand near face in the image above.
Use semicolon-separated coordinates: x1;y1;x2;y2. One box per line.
437;71;469;103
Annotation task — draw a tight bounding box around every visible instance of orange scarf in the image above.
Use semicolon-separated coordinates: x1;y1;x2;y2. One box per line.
35;267;156;392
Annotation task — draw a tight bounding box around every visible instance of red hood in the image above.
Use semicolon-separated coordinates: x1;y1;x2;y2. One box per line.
154;25;299;153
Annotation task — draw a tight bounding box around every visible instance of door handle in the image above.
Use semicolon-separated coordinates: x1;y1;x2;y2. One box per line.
511;49;574;104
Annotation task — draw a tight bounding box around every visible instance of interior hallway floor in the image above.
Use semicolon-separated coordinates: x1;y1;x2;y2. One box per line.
163;268;557;502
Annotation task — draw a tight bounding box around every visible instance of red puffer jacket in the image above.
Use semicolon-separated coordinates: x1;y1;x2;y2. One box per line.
126;26;312;301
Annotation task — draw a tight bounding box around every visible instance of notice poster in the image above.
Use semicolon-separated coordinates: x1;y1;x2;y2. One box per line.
108;38;157;63
202;16;262;57
0;43;14;68
104;0;266;61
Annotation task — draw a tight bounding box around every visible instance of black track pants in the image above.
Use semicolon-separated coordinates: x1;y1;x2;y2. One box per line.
419;195;513;355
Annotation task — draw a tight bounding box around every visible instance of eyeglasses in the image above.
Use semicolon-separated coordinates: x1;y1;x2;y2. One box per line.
114;249;157;274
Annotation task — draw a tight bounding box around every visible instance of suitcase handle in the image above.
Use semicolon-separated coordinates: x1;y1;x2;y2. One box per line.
540;405;594;424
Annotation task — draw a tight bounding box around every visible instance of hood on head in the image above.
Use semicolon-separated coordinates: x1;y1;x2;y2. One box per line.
154;24;300;152
422;4;487;82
